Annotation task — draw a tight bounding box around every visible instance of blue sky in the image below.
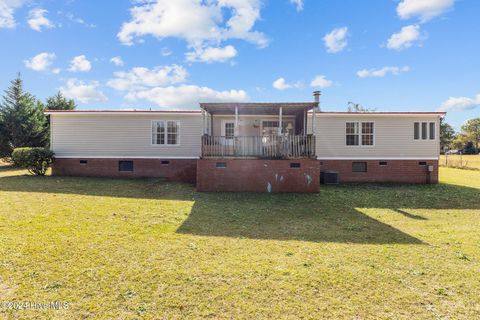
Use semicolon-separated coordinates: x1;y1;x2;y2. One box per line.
0;0;479;128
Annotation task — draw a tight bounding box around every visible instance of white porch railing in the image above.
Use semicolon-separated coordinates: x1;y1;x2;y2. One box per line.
201;135;316;159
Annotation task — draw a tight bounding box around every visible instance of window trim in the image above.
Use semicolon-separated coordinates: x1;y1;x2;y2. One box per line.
414;121;437;142
345;121;375;147
151;120;181;146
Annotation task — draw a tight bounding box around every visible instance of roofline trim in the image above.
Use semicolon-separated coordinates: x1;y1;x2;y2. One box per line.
314;111;446;116
45;110;202;115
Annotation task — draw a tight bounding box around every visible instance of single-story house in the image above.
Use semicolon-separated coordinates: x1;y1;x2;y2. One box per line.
46;92;445;192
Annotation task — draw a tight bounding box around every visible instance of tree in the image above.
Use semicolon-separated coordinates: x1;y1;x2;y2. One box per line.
0;75;49;158
440;118;456;151
46;91;76;110
463;141;478;155
461;118;480;150
347;101;377;112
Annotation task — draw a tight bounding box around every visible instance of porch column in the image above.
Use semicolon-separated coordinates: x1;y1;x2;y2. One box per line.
312;106;316;135
303;109;307;135
234;105;239;136
278;106;283;135
202;110;207;135
210;114;214;136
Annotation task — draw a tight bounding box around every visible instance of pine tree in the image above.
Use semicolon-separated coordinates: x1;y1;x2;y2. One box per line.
46;91;76;110
0;75;48;158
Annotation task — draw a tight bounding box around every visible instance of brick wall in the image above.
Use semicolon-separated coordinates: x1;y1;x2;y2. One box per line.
320;159;439;184
52;158;197;183
196;159;320;192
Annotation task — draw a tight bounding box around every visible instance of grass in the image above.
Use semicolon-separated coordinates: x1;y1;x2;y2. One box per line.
0;164;479;319
440;154;480;170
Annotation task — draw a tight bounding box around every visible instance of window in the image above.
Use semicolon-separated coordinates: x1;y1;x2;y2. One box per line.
346;122;374;146
379;161;388;166
216;162;227;168
290;163;301;168
152;121;165;145
415;121;436;141
167;121;179;145
152;120;180;145
352;162;367;172
119;161;134;172
418;161;427;166
421;122;427;140
161;160;170;165
429;122;435;140
346;122;359;146
362;122;374;146
225;122;235;138
80;160;88;165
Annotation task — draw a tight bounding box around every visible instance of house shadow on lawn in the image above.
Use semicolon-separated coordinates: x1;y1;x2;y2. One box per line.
0;172;479;244
176;183;480;244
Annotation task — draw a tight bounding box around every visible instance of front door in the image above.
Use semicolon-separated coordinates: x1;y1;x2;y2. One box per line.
221;121;235;146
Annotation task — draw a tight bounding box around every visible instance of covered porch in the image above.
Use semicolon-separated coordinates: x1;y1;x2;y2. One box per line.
200;102;318;159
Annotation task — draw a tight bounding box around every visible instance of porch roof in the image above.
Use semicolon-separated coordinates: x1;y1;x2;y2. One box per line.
200;102;318;115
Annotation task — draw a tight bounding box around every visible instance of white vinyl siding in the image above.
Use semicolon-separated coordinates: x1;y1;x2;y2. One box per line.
51;114;202;158
310;115;440;159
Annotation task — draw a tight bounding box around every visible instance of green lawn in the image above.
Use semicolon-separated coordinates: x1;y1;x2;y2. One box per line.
0;165;479;319
440;154;480;170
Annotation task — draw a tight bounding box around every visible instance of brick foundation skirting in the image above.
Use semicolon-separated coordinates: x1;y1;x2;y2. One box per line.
196;159;320;193
319;159;439;184
52;158;438;190
52;158;197;183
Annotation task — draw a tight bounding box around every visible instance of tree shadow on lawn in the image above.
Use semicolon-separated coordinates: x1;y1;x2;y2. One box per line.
1;174;479;244
0;174;195;201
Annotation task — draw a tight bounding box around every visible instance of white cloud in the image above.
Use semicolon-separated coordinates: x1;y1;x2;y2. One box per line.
0;0;26;29
357;66;410;78
24;52;56;71
60;79;107;103
387;24;424;50
310;75;333;88
125;85;248;109
117;0;268;50
273;78;290;90
110;56;124;67
186;45;237;63
69;55;92;72
290;0;304;12
161;47;172;56
107;65;188;91
27;8;55;31
272;77;302;90
439;94;480;112
323;27;348;53
397;0;455;22
63;12;96;28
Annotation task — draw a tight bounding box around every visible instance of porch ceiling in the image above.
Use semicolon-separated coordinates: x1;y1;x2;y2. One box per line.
200;102;317;115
